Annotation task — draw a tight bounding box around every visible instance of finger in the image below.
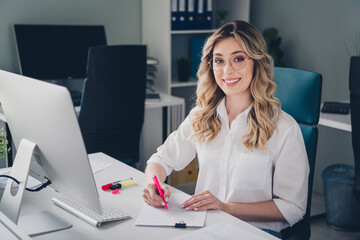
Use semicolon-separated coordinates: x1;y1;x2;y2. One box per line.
147;194;164;207
185;197;213;210
183;193;212;208
187;197;224;211
191;202;217;211
147;184;164;203
143;195;153;206
143;190;156;206
145;185;164;206
161;185;171;202
182;190;210;206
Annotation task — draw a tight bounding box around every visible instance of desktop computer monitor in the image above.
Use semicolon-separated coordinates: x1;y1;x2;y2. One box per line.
14;24;107;81
14;24;107;106
0;70;102;230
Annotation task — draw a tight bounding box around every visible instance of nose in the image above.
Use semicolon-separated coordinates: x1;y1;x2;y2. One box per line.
223;61;233;73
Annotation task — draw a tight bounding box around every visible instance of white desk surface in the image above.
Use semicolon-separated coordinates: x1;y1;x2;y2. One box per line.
19;153;276;240
318;103;351;132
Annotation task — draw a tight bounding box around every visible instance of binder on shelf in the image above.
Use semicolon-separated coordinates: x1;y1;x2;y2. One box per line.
178;0;187;30
204;0;212;29
196;0;205;29
190;37;206;78
171;0;179;30
187;0;196;30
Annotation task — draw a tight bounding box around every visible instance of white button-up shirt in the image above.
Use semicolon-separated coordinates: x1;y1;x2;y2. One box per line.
148;99;309;232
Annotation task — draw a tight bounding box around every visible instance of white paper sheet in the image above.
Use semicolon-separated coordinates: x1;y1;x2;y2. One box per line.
89;157;114;174
170;221;275;240
135;192;206;227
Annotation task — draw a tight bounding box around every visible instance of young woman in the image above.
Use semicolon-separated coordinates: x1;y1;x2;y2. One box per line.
142;20;308;238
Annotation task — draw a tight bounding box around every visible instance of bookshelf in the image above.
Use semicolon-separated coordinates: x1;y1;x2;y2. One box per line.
142;0;250;109
141;0;250;189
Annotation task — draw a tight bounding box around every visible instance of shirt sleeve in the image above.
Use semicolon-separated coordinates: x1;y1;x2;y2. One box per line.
147;110;197;176
272;123;309;227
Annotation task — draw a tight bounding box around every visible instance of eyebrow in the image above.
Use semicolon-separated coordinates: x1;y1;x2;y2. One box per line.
213;50;245;56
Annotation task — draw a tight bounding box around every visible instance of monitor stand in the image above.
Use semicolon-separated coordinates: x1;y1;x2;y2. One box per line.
0;138;72;236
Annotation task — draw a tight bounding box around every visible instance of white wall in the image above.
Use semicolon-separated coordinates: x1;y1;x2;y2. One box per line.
250;0;360;193
0;0;141;74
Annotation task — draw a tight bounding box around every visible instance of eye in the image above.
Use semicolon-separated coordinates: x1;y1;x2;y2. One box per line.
213;58;224;64
233;57;246;62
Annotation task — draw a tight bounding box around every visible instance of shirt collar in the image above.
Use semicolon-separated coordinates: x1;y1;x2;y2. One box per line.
216;98;253;120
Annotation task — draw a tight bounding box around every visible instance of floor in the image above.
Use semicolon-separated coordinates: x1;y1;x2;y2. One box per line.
174;184;360;240
310;192;360;240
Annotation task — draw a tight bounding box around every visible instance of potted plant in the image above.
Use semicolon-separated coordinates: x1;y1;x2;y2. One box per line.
0;128;10;158
176;57;191;82
217;10;228;27
262;27;284;67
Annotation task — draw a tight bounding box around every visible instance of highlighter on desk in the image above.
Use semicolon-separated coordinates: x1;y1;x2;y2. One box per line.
152;175;168;209
110;179;135;190
101;177;132;191
110;179;136;194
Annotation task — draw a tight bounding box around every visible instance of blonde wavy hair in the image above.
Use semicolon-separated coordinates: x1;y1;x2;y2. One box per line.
191;20;281;151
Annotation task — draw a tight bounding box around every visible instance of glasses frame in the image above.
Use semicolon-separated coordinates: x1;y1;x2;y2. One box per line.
208;57;251;71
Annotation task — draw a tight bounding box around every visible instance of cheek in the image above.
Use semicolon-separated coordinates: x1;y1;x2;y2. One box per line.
213;72;222;84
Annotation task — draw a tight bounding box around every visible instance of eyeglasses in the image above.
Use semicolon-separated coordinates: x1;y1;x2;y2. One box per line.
208;55;251;71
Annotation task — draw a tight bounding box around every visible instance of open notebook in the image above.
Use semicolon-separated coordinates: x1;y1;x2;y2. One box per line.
135;192;206;228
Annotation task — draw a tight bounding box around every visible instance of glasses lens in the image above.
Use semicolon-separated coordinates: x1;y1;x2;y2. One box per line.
210;58;223;71
231;55;247;70
210;56;248;71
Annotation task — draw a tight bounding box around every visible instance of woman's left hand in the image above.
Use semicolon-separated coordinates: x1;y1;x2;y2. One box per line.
182;190;225;211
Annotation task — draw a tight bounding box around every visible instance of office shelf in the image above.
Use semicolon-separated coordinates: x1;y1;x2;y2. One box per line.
142;0;250;113
171;29;217;35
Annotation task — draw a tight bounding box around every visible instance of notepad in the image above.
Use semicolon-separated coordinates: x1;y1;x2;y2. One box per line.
135;192;206;228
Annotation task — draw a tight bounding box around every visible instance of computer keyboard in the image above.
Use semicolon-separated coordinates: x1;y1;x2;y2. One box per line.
321;101;350;114
52;196;131;227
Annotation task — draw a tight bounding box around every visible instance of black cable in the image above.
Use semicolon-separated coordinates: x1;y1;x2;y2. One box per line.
0;174;19;184
0;174;52;192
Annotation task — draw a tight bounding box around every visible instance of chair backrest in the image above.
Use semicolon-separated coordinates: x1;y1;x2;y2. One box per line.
78;45;147;166
274;67;322;239
349;57;360;200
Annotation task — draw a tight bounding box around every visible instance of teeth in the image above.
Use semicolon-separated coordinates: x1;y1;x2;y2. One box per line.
224;79;240;84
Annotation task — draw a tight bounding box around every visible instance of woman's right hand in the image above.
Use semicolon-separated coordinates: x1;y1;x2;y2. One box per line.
142;182;170;208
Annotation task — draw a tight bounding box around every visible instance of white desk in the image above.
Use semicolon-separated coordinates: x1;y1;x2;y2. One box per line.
319;110;351;132
0;211;32;240
0;93;185;169
18;152;276;239
315;103;352;198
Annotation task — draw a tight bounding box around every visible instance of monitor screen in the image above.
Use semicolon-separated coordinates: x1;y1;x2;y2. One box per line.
0;69;102;214
14;24;107;80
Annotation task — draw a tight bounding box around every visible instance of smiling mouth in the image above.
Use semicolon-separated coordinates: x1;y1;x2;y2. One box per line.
223;78;241;84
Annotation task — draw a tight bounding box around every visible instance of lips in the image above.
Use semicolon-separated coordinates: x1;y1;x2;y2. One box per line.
223;78;241;85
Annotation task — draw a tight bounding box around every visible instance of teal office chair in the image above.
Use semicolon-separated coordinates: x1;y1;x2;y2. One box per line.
274;67;322;240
